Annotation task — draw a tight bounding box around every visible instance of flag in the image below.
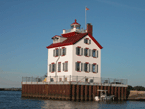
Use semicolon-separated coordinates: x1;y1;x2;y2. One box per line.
86;7;89;10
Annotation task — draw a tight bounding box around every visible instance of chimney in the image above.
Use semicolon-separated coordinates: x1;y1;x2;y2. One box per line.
87;23;93;36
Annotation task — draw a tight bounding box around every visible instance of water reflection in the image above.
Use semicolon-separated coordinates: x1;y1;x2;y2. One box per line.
41;100;99;109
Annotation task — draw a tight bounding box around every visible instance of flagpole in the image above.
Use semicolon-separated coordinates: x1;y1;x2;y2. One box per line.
85;6;86;30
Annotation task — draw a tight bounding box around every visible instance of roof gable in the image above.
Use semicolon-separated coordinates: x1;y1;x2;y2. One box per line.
46;33;103;49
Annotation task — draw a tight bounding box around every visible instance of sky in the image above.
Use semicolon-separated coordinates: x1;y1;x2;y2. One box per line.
0;0;145;88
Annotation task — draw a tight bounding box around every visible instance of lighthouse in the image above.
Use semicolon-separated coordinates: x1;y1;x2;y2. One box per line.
46;19;103;82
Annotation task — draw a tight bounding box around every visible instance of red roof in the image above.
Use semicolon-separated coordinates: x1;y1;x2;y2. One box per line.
71;19;80;25
46;32;103;49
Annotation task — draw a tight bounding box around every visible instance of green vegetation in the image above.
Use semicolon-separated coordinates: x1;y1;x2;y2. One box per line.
128;85;145;91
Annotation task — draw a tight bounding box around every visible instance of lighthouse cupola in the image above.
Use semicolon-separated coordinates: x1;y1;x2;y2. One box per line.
62;19;86;34
71;19;81;30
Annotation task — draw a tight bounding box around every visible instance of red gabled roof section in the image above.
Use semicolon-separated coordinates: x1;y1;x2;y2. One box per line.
47;33;87;49
46;33;103;49
87;33;103;49
61;32;78;38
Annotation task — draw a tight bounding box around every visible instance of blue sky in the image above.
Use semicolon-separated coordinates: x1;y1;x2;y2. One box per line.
0;0;145;88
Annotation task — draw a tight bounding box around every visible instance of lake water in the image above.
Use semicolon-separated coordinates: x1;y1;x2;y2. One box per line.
0;91;145;109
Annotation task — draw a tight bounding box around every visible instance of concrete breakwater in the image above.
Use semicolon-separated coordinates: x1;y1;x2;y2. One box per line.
0;88;22;91
128;90;145;100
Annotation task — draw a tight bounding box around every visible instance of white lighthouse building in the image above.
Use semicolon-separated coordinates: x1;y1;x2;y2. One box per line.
46;19;103;82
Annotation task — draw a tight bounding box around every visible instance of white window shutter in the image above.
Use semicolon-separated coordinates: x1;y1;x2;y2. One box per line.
89;64;90;72
53;49;55;57
97;50;98;58
76;47;78;55
81;63;83;71
63;63;64;71
66;62;68;71
87;64;89;72
90;64;92;72
75;62;77;71
64;48;66;55
97;65;98;73
81;48;83;55
87;49;89;56
89;40;91;44
59;49;61;56
54;64;56;71
84;63;86;71
89;49;91;56
49;64;51;72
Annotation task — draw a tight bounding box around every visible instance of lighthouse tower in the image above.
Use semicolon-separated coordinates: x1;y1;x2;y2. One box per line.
46;19;103;82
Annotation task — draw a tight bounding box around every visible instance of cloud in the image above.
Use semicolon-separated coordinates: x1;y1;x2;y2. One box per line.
96;0;145;11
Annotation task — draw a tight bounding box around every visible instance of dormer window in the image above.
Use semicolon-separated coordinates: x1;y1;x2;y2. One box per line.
84;38;91;44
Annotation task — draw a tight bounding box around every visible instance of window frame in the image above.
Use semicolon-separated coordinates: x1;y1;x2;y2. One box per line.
58;62;61;72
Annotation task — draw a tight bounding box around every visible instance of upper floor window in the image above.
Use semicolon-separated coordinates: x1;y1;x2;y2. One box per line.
84;38;91;44
76;47;83;56
92;49;98;58
84;48;91;57
53;47;66;57
62;47;66;56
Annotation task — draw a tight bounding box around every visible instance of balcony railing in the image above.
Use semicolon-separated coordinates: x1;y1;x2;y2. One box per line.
65;28;86;34
22;75;128;86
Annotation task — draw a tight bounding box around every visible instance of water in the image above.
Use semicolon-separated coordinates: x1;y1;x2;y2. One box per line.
0;91;145;109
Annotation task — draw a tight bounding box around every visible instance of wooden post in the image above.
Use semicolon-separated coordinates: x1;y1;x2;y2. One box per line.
97;86;99;96
124;87;127;100
121;87;124;101
76;85;79;101
81;85;84;101
111;86;114;95
89;86;92;101
118;87;120;100
108;86;110;95
115;87;117;98
72;85;75;101
85;85;88;101
93;86;96;100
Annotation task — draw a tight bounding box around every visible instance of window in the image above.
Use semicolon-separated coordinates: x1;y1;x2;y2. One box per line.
75;62;80;71
52;63;55;72
84;48;90;56
76;47;83;56
84;38;91;44
56;49;58;56
53;47;66;57
58;62;61;72
84;63;90;72
50;78;54;82
92;63;98;73
92;49;98;58
49;63;56;73
92;49;96;57
62;47;66;56
63;61;68;72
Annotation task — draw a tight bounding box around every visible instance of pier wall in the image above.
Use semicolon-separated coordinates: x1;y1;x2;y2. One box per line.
22;84;127;101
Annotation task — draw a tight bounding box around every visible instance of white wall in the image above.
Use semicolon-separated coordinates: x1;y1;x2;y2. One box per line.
47;45;73;82
72;35;101;80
